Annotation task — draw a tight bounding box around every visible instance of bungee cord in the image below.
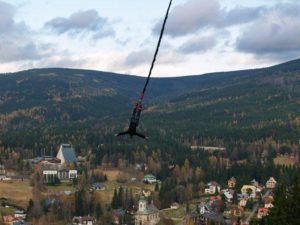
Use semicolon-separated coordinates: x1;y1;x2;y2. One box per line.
116;0;173;139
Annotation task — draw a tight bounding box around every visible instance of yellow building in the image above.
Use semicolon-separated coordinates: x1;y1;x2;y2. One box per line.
241;185;257;198
228;177;236;188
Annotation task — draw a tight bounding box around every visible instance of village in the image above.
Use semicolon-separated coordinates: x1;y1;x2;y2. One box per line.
0;143;281;225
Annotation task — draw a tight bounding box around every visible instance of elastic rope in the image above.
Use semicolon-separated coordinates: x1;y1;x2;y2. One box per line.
140;0;173;100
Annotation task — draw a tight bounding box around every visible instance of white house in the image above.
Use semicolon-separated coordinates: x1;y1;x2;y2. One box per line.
264;203;274;209
57;144;77;165
143;174;157;184
14;210;26;219
223;191;233;202
170;202;180;209
241;185;257;198
266;177;277;189
43;170;58;183
204;181;221;195
43;169;77;183
72;216;95;225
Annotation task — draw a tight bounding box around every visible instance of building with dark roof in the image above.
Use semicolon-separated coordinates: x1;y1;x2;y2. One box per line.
135;196;160;225
56;144;77;165
92;182;106;191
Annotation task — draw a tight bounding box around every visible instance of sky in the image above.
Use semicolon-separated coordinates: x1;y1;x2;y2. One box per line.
0;0;300;77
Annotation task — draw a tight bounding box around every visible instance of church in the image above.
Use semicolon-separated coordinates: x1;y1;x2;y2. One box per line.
135;196;160;225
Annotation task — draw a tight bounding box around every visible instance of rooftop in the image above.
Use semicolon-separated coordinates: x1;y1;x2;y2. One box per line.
57;144;77;164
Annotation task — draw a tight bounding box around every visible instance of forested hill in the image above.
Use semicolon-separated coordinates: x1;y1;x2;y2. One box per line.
0;58;299;155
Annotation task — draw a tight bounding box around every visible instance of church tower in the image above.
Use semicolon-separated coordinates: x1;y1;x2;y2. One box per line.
138;195;147;212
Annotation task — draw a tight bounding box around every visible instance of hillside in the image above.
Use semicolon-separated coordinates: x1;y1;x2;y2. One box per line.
0;59;299;158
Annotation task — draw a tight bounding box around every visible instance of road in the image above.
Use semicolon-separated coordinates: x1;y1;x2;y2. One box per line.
243;189;272;224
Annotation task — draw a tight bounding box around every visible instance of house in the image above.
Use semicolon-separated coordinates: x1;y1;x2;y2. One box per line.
135;196;160;225
228;177;236;189
239;198;247;207
209;195;222;207
223;191;233;202
112;209;125;224
232;206;244;217
241;185;257;198
264;196;274;208
264;202;274;209
170;202;180;209
72;216;96;225
3;215;15;223
43;170;58;183
43;168;77;183
256;186;264;193
266;177;277;189
14;210;26;219
257;208;269;219
237;193;248;200
92;182;106;191
142;189;152;197
58;169;77;181
188;211;226;225
190;146;226;152
143;174;157;184
205;181;221;195
199;202;212;215
251;179;259;187
57;144;77;165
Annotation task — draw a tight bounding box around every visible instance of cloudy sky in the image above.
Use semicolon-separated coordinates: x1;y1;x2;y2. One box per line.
0;0;299;77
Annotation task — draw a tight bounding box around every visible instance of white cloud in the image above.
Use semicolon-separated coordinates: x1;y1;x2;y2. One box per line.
178;35;217;53
45;9;115;39
0;1;49;63
236;3;300;58
152;0;264;37
153;0;220;37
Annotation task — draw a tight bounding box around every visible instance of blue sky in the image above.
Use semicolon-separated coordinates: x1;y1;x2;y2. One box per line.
0;0;299;76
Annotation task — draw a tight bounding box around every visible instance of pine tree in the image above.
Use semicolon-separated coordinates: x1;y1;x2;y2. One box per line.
186;203;190;213
111;188;119;209
118;186;124;208
75;190;85;216
95;203;103;220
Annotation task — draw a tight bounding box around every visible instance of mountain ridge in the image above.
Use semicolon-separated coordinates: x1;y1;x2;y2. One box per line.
0;58;299;151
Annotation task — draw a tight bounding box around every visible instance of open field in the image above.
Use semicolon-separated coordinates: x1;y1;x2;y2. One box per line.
93;168;155;205
160;205;197;225
0;206;15;216
0;180;32;208
44;182;77;194
94;179;155;205
273;156;296;166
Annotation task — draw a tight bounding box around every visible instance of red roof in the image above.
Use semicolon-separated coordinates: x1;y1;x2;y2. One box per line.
258;208;268;215
210;195;222;201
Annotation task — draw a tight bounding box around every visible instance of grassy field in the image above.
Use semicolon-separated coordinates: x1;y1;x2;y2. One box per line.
92;168;155;205
44;182;77;194
0;180;32;208
273;156;296;166
0;169;154;211
0;206;15;216
160;205;196;225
